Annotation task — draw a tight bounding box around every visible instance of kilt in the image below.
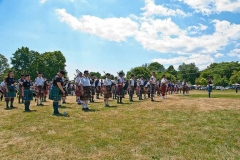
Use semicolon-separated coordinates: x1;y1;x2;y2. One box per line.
183;85;187;92
82;86;91;101
96;86;101;94
18;86;23;96
5;85;16;98
104;86;112;98
150;84;155;96
208;86;212;92
49;85;61;101
144;87;148;94
23;89;33;101
117;85;123;96
36;86;44;97
75;86;81;97
161;84;167;96
90;86;95;96
129;86;134;94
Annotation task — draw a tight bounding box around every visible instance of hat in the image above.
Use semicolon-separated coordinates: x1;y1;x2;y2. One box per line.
106;73;110;76
118;71;124;75
84;70;89;73
59;70;65;75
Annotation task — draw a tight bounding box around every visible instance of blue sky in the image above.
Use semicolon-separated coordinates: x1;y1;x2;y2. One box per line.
0;0;240;80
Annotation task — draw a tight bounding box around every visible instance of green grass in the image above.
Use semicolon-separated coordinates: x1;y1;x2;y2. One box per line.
0;91;240;159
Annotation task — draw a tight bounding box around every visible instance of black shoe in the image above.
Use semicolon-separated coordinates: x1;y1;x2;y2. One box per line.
10;106;16;108
53;112;61;115
85;108;89;110
40;104;44;106
151;99;154;102
5;106;10;110
24;109;31;112
119;102;123;104
82;108;85;111
62;102;66;104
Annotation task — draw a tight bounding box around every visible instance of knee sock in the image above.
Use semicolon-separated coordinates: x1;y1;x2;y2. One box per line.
10;98;14;107
6;98;9;108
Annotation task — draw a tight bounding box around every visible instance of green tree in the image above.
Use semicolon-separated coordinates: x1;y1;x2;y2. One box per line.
89;72;102;79
38;51;66;80
11;47;41;79
126;67;151;79
0;54;10;80
195;77;208;86
156;72;176;82
148;62;165;72
166;65;177;77
178;63;200;85
229;71;240;84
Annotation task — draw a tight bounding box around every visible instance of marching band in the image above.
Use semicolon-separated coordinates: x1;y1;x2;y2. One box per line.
0;69;193;115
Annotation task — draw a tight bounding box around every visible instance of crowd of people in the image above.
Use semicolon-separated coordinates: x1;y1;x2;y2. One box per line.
0;70;195;116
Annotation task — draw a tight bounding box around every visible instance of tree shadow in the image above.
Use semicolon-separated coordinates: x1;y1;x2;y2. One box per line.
59;105;72;108
23;110;37;112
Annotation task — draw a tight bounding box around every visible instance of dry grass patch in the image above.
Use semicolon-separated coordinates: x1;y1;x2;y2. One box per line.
0;90;239;159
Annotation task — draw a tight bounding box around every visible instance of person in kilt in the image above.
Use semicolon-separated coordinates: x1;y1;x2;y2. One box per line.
4;71;17;110
208;77;213;98
161;75;168;100
0;79;5;101
49;70;65;115
138;76;144;100
80;70;91;111
22;74;34;111
35;72;45;106
103;73;112;107
128;74;135;102
75;72;83;105
18;74;25;103
90;75;95;103
117;71;124;104
150;72;157;102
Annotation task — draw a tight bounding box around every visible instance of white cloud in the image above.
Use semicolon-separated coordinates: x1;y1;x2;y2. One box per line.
39;0;47;3
141;0;191;17
180;0;240;15
214;53;224;58
55;9;139;42
152;54;214;70
187;23;208;34
228;49;240;58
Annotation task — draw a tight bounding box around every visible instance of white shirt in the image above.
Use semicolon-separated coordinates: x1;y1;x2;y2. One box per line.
104;78;112;86
35;77;45;86
182;81;187;85
1;81;5;87
75;76;82;86
150;76;156;84
118;77;124;85
139;79;144;85
97;80;102;87
161;78;167;84
145;82;150;87
80;76;91;87
130;78;135;86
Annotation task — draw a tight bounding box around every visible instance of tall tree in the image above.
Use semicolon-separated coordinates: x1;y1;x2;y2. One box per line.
126;67;151;79
178;63;200;84
0;54;10;80
38;51;66;80
148;62;165;72
11;47;40;79
89;72;102;79
166;65;177;77
229;71;240;84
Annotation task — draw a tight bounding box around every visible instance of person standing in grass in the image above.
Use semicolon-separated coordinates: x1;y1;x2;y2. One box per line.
103;73;112;107
150;72;157;102
22;74;34;112
49;70;65;115
80;70;91;111
208;77;213;98
35;72;45;106
117;71;124;104
161;75;168;100
4;71;17;110
128;74;135;102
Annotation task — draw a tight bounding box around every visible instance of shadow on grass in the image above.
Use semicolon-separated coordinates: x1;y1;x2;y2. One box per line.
83;108;100;112
23;110;37;112
105;105;117;108
59;105;72;108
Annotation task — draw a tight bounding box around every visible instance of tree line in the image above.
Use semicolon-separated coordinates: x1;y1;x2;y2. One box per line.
1;46;240;86
0;47;67;81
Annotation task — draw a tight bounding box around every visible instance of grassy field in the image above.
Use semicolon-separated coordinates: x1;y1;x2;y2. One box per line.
0;90;240;160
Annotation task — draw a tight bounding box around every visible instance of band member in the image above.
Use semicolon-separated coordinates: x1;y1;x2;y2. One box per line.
150;72;156;102
80;70;91;110
161;75;168;99
95;77;101;99
4;71;16;110
43;78;49;102
18;74;25;103
49;70;65;115
62;78;68;104
128;74;135;102
182;79;187;96
103;73;112;107
35;72;45;106
117;71;124;104
22;74;34;111
90;75;95;102
111;78;117;99
139;76;144;100
208;77;213;98
75;72;83;105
